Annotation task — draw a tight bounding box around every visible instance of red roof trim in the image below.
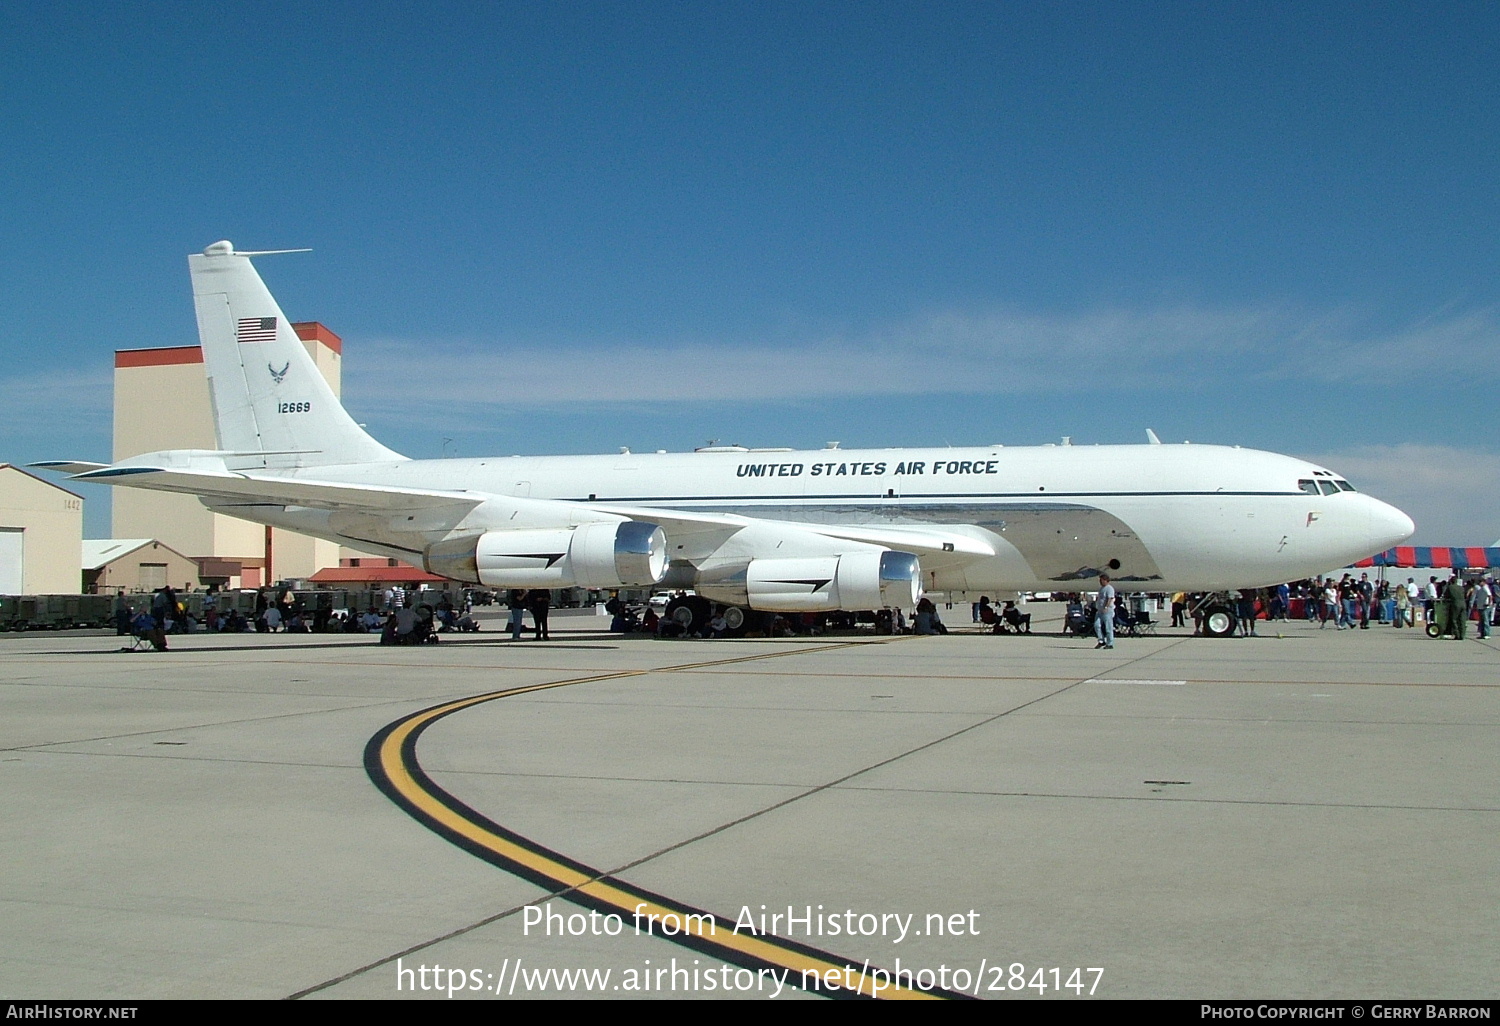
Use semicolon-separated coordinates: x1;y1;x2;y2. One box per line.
114;322;341;367
115;347;203;368
292;321;342;354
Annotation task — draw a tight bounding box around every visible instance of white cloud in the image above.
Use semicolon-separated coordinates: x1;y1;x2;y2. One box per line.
1299;444;1500;545
343;304;1500;408
0;366;111;437
1278;309;1500;386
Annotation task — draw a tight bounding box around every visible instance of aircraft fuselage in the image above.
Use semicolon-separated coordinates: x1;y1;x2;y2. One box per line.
240;441;1411;593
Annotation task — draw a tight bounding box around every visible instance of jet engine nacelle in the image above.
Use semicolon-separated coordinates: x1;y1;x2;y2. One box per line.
695;550;921;612
424;521;666;589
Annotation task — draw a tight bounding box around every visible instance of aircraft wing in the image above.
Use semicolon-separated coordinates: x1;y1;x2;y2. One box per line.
588;503;995;561
45;458;996;569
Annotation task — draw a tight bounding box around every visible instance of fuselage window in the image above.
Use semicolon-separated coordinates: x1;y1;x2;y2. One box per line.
1298;479;1320;495
1334;480;1356;492
1318;480;1339;496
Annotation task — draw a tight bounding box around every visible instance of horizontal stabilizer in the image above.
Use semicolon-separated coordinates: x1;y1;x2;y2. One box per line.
61;457;629;532
29;460;111;475
73;464;481;512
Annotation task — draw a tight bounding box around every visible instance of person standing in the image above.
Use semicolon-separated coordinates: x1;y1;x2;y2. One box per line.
1344;576;1368;624
1467;578;1491;640
1237;590;1258;637
1094;574;1116;650
1441;575;1468;640
1321;580;1340;629
529;589;551;640
150;586;172;628
1357;573;1375;629
508;589;526;640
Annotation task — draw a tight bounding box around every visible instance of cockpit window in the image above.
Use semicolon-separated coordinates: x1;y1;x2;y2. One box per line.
1317;480;1339;496
1334;479;1356;492
1298;479;1319;495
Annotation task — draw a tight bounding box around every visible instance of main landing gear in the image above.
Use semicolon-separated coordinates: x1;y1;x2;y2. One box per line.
659;596;776;638
1192;594;1239;639
664;595;713;634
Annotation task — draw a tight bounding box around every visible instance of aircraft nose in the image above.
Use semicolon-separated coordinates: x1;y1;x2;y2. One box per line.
1368;497;1416;552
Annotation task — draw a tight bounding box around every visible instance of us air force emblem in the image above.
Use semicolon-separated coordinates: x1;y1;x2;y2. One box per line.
269;361;290;385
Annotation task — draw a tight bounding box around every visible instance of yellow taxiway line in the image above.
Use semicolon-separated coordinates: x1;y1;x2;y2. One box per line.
364;646;962;1000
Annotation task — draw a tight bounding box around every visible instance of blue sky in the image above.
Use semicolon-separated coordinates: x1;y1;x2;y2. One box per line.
2;1;1496;543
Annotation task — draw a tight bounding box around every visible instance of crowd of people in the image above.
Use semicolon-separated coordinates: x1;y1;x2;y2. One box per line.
1285;572;1494;640
115;569;1498;652
972;571;1499;643
116;585;482;650
1158;574;1496;640
597;570;1498;644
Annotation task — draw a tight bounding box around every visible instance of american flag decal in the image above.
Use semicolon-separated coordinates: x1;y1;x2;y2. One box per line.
237;317;277;343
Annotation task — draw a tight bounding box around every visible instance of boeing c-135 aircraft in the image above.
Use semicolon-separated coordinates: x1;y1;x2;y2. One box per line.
38;242;1415;636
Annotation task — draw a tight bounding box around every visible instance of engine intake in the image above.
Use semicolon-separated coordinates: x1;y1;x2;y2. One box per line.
424;521;666;589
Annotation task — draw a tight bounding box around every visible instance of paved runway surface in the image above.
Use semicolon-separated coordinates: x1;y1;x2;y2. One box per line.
2;608;1496;1000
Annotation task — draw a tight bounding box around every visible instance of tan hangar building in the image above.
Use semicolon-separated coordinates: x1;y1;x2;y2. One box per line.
82;538;201;595
0;464;85;594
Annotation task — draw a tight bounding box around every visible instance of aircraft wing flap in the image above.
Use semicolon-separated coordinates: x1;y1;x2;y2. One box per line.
584;503;752;530
798;524;996;559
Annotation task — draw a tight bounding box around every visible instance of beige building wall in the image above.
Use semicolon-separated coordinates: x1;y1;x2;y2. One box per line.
0;465;84;594
112;326;346;583
113;355;222;558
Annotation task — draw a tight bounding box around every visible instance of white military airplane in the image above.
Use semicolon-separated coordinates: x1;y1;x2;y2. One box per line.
39;241;1414;636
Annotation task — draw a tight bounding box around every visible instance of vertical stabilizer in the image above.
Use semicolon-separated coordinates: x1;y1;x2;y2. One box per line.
188;241;404;468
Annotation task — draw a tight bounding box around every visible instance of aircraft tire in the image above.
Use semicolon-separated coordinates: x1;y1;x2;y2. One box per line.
1202;605;1237;638
721;604;762;638
666;595;713;635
